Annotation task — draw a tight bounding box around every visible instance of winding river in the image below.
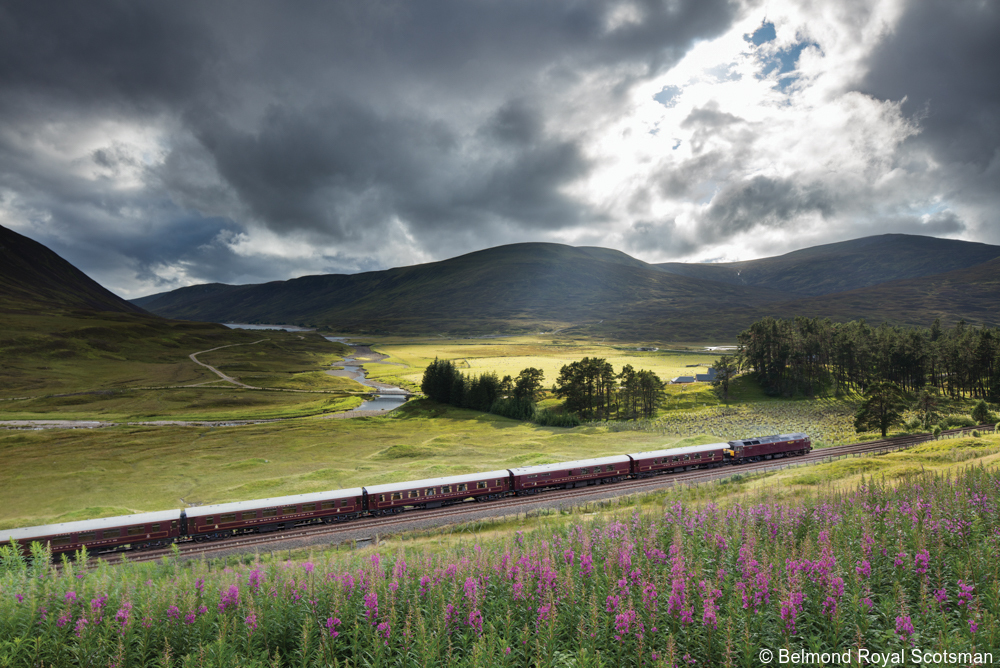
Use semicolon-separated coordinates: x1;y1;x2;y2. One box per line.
324;337;410;412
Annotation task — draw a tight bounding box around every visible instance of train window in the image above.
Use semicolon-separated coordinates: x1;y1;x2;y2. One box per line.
204;517;214;524
426;488;436;496
693;454;701;460
391;493;403;501
151;524;161;532
341;500;352;507
540;473;550;478
263;509;278;517
321;502;335;510
567;470;573;476
526;475;536;480
442;485;451;493
496;479;502;486
581;468;589;474
127;526;145;536
220;514;237;523
171;521;177;529
283;507;297;515
457;484;467;492
408;491;419;499
102;529;120;539
51;536;72;547
242;512;257;520
606;465;614;472
477;482;487;489
302;504;316;512
78;532;96;542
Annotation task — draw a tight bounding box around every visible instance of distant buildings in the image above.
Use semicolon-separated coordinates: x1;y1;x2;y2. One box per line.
670;368;717;384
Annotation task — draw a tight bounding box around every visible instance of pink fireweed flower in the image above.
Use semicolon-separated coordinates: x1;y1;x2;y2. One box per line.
363;591;378;622
302;562;314;574
166;605;180;621
57;613;71;628
194;578;205;594
248;569;264;592
933;588;948;606
463;577;478;602
969;619;979;634
860;597;874;611
376;621;391;643
115;601;133;630
370;553;381;569
15;594;23;603
914;550;930;575
393;557;407;578
855;560;871;578
74;617;88;637
895;615;915;644
198;605;208;616
605;595;620;613
780;592;806;635
218;585;240;612
957;580;974;607
822;596;838;618
65;591;77;603
468;608;484;636
245;613;258;633
536;604;554;629
580;552;594;577
326;617;341;638
563;549;574;566
613;609;644;641
894;551;907;568
184;612;196;625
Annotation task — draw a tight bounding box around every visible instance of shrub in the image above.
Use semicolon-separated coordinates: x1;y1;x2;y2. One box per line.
532;408;581;428
972;430;981;438
932;426;942;438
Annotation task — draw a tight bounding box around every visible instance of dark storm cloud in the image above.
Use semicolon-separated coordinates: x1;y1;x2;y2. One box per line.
701;176;835;239
858;0;1000;169
0;0;743;293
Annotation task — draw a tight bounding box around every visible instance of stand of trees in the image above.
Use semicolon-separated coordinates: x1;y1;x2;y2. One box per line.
421;357;666;423
738;317;1000;400
554;357;664;420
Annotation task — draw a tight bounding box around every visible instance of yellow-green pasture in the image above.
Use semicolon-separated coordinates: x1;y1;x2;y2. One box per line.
0;401;710;530
351;334;723;390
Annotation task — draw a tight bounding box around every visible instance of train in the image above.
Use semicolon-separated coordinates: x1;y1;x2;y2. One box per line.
1;433;810;557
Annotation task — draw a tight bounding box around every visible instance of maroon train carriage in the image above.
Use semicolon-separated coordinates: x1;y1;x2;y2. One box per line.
725;432;811;463
509;455;631;495
629;443;728;477
363;470;511;515
183;488;364;541
0;510;182;557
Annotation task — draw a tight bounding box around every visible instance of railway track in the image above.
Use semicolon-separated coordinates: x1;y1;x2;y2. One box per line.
95;424;995;566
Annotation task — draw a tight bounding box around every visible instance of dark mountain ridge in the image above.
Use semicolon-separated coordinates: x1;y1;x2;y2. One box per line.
0;224;146;314
133;234;1000;339
655;234;1000;296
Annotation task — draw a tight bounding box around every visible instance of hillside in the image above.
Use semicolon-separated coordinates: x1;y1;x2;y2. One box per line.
134;234;1000;340
655;233;1000;296
0;224;146;314
134;243;792;335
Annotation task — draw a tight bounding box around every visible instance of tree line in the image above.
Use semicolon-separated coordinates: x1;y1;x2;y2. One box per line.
737;316;1000;400
421;356;666;423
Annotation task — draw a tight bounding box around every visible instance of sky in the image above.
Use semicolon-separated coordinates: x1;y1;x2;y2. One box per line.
1;0;998;298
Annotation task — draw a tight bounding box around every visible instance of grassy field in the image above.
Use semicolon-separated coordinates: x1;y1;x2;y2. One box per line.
349;335;721;390
0;314;366;421
0;400;712;530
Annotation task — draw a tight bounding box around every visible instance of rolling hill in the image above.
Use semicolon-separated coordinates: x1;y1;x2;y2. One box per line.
133;242;794;335
655;234;1000;296
133;234;1000;340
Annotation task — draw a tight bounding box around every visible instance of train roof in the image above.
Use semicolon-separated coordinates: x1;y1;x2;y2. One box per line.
0;509;182;543
508;455;631;476
628;443;730;459
728;433;809;446
364;470;511;496
184;488;363;519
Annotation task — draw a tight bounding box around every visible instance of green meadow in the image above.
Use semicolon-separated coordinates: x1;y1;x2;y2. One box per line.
0;401;704;530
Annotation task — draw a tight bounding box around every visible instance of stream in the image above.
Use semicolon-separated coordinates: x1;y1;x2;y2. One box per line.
324;337;409;412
